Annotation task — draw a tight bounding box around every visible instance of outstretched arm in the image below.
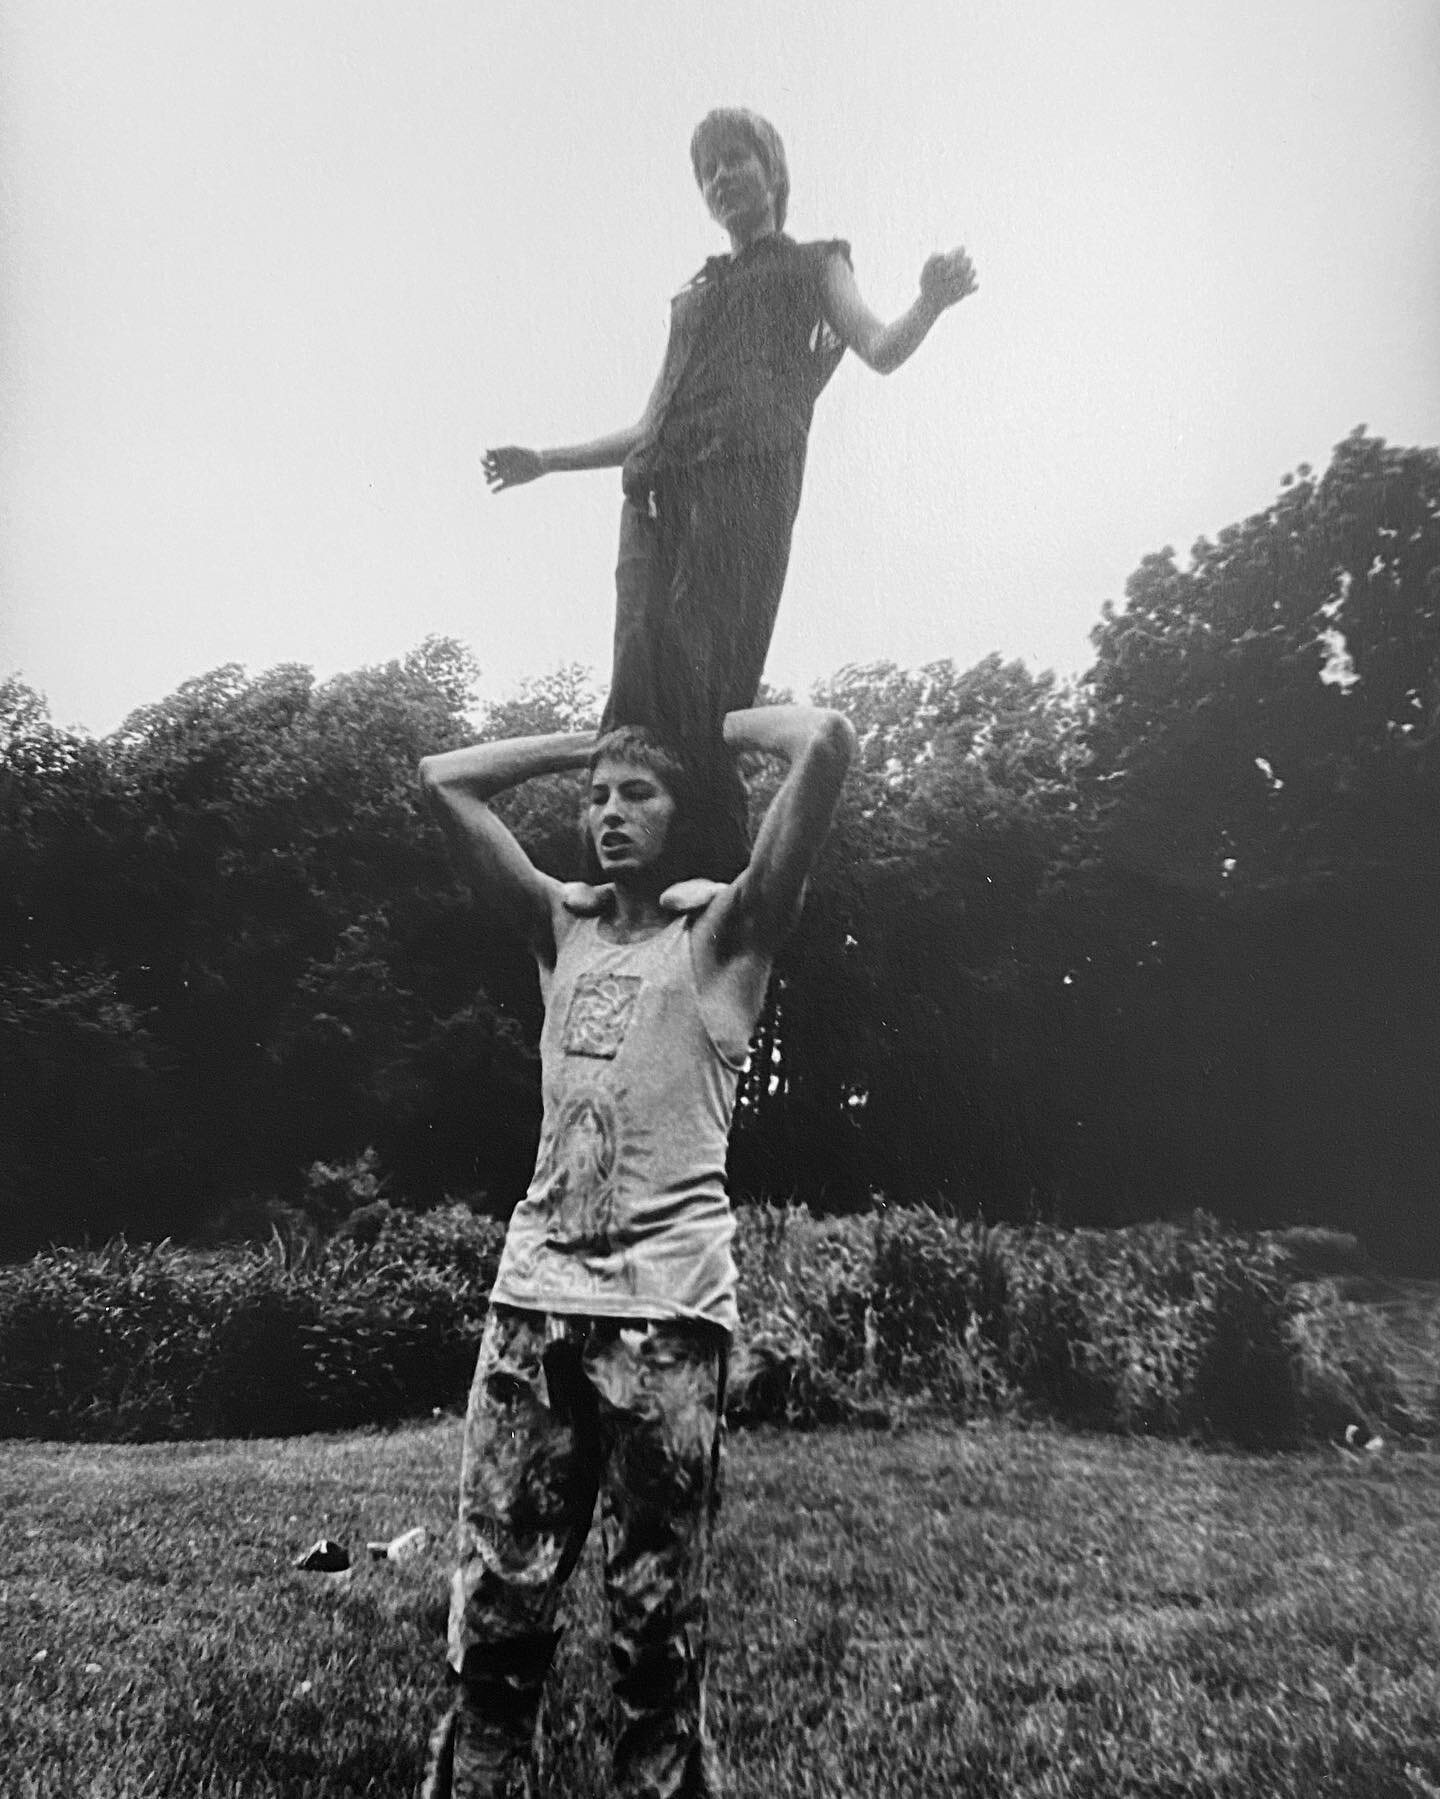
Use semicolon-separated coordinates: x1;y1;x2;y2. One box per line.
418;733;594;961
715;705;857;960
822;246;978;376
483;358;670;491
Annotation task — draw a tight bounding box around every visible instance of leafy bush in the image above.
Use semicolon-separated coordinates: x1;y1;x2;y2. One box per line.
0;1202;1429;1447
869;1209;1016;1415
1183;1233;1303;1446
1268;1226;1370;1280
863;1208;1421;1447
0;1238;213;1440
729;1205;879;1426
298;1148;390;1233
1005;1220;1294;1439
0;1206;503;1439
1286;1278;1419;1439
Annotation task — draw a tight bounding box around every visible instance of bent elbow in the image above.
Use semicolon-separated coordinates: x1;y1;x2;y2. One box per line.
851;339;891;376
417;754;459;816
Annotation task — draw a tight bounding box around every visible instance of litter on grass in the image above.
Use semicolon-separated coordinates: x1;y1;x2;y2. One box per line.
294;1537;350;1572
367;1526;428;1562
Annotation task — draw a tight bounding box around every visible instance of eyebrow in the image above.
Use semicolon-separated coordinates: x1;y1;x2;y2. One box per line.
590;775;660;794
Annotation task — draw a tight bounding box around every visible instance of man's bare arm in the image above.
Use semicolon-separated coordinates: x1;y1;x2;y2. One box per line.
483;358;670;491
822;247;978;376
714;705;857;960
418;733;594;959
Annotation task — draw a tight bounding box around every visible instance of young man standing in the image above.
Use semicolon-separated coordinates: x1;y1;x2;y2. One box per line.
417;701;855;1798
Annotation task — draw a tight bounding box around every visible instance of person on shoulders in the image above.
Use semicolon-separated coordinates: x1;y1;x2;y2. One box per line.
482;105;975;869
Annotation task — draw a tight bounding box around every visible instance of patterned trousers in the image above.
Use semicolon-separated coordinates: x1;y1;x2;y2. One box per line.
421;1306;728;1799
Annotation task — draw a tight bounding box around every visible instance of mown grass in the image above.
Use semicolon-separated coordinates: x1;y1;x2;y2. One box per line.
4;1418;1440;1797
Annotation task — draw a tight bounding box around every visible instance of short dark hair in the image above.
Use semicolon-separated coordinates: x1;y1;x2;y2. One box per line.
576;727;750;886
689;108;790;232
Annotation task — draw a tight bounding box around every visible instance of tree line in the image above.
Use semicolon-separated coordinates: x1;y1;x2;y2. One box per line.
2;429;1436;1264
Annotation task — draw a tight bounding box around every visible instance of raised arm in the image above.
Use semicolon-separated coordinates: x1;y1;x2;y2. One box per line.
418;733;594;962
821;246;978;376
483;357;670;491
714;704;856;960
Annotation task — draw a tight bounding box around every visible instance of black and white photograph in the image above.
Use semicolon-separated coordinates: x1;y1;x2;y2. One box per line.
2;3;1438;1794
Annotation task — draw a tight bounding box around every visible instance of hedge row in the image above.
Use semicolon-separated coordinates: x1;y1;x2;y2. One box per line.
0;1204;502;1440
735;1206;1416;1446
0;1202;1419;1445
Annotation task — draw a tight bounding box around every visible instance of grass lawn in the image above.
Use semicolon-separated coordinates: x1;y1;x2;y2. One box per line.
3;1418;1440;1797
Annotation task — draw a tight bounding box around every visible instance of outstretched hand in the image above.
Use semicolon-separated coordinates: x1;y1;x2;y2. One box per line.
483;446;546;492
919;247;978;313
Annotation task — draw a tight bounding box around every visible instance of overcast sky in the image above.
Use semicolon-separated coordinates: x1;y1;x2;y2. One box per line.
2;0;1437;737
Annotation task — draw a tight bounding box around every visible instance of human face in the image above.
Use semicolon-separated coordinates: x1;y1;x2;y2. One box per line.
696;130;777;244
587;759;678;880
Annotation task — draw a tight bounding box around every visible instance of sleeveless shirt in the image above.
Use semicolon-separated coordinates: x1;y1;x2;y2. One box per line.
622;233;852;498
489;912;749;1333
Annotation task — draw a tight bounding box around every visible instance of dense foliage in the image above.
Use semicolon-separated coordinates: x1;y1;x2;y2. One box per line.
0;1205;1417;1447
1;431;1436;1260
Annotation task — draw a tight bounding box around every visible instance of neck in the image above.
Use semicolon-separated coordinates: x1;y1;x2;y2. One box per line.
726;216;778;257
607;879;668;938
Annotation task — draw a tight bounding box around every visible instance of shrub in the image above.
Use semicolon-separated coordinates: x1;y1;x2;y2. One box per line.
0;1203;1428;1448
868;1209;1015;1416
0;1207;504;1439
299;1148;389;1233
1286;1278;1418;1439
1268;1225;1369;1280
1007;1219;1307;1442
0;1240;213;1440
1181;1230;1303;1447
729;1205;879;1426
865;1209;1401;1448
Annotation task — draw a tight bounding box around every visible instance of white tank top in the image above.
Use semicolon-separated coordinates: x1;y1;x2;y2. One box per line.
489;912;749;1333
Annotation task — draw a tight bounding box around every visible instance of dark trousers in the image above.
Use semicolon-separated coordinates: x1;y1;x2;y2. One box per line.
422;1306;728;1799
602;454;806;878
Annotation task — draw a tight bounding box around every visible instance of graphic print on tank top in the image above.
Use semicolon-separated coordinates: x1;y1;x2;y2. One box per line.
542;1084;621;1255
528;966;645;1268
561;971;642;1059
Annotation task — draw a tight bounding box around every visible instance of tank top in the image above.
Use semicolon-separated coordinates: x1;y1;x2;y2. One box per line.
489;912;749;1333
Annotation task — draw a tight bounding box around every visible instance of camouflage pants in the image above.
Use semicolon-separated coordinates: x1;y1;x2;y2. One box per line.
421;1305;728;1799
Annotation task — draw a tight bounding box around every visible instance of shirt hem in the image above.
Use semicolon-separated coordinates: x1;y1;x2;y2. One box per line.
488;1282;736;1336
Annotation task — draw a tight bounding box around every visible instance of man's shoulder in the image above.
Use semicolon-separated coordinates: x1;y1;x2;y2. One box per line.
776;235;854;278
